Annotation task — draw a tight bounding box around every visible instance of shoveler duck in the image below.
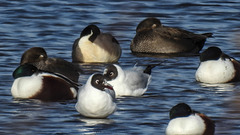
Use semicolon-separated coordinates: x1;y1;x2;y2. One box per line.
195;46;240;83
166;103;215;135
11;64;79;101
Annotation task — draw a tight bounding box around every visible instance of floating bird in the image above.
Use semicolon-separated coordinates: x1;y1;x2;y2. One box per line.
11;64;79;101
20;47;80;83
103;64;154;97
166;103;215;135
131;17;212;54
72;24;122;63
195;46;240;84
75;74;116;118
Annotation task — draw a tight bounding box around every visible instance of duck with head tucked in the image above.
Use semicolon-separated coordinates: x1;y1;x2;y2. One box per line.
131;17;212;54
21;47;81;83
166;103;215;135
195;46;240;84
72;24;122;63
11;64;79;101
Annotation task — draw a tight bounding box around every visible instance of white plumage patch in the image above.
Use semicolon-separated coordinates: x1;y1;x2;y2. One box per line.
75;75;116;118
11;74;43;98
107;64;151;97
78;31;92;45
166;114;205;135
195;58;235;83
70;87;78;99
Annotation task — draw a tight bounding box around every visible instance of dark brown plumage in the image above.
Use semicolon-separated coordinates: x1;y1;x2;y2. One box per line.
21;47;81;83
131;17;212;54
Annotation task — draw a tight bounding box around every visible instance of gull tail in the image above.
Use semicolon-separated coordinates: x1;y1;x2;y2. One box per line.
143;65;156;75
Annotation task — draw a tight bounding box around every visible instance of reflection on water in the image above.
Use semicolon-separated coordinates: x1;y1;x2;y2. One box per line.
227;86;240;114
78;118;115;126
198;82;236;92
76;118;116;134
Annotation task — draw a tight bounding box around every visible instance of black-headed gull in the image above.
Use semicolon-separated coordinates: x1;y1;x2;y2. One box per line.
75;74;116;118
103;64;154;97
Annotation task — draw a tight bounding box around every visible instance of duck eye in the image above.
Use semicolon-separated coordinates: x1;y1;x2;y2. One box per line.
110;72;114;76
39;54;45;59
95;80;100;84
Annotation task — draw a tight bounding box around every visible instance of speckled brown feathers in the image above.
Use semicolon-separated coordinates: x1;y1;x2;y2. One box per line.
131;18;212;54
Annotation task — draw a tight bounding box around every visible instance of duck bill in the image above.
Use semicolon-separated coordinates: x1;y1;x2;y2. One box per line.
103;80;114;91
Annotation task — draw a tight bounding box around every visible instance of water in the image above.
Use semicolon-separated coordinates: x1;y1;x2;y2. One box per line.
0;0;240;134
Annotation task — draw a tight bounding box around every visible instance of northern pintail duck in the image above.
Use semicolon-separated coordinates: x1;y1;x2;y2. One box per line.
72;24;121;63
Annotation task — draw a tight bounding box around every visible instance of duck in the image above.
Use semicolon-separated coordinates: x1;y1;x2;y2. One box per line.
72;24;122;63
11;64;79;101
103;64;155;97
131;17;212;54
195;46;240;84
75;74;116;118
166;103;215;135
20;47;80;83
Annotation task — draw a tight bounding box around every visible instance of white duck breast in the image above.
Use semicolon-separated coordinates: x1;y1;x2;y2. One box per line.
75;74;116;118
11;74;43;99
166;115;205;135
103;64;153;97
195;58;235;83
